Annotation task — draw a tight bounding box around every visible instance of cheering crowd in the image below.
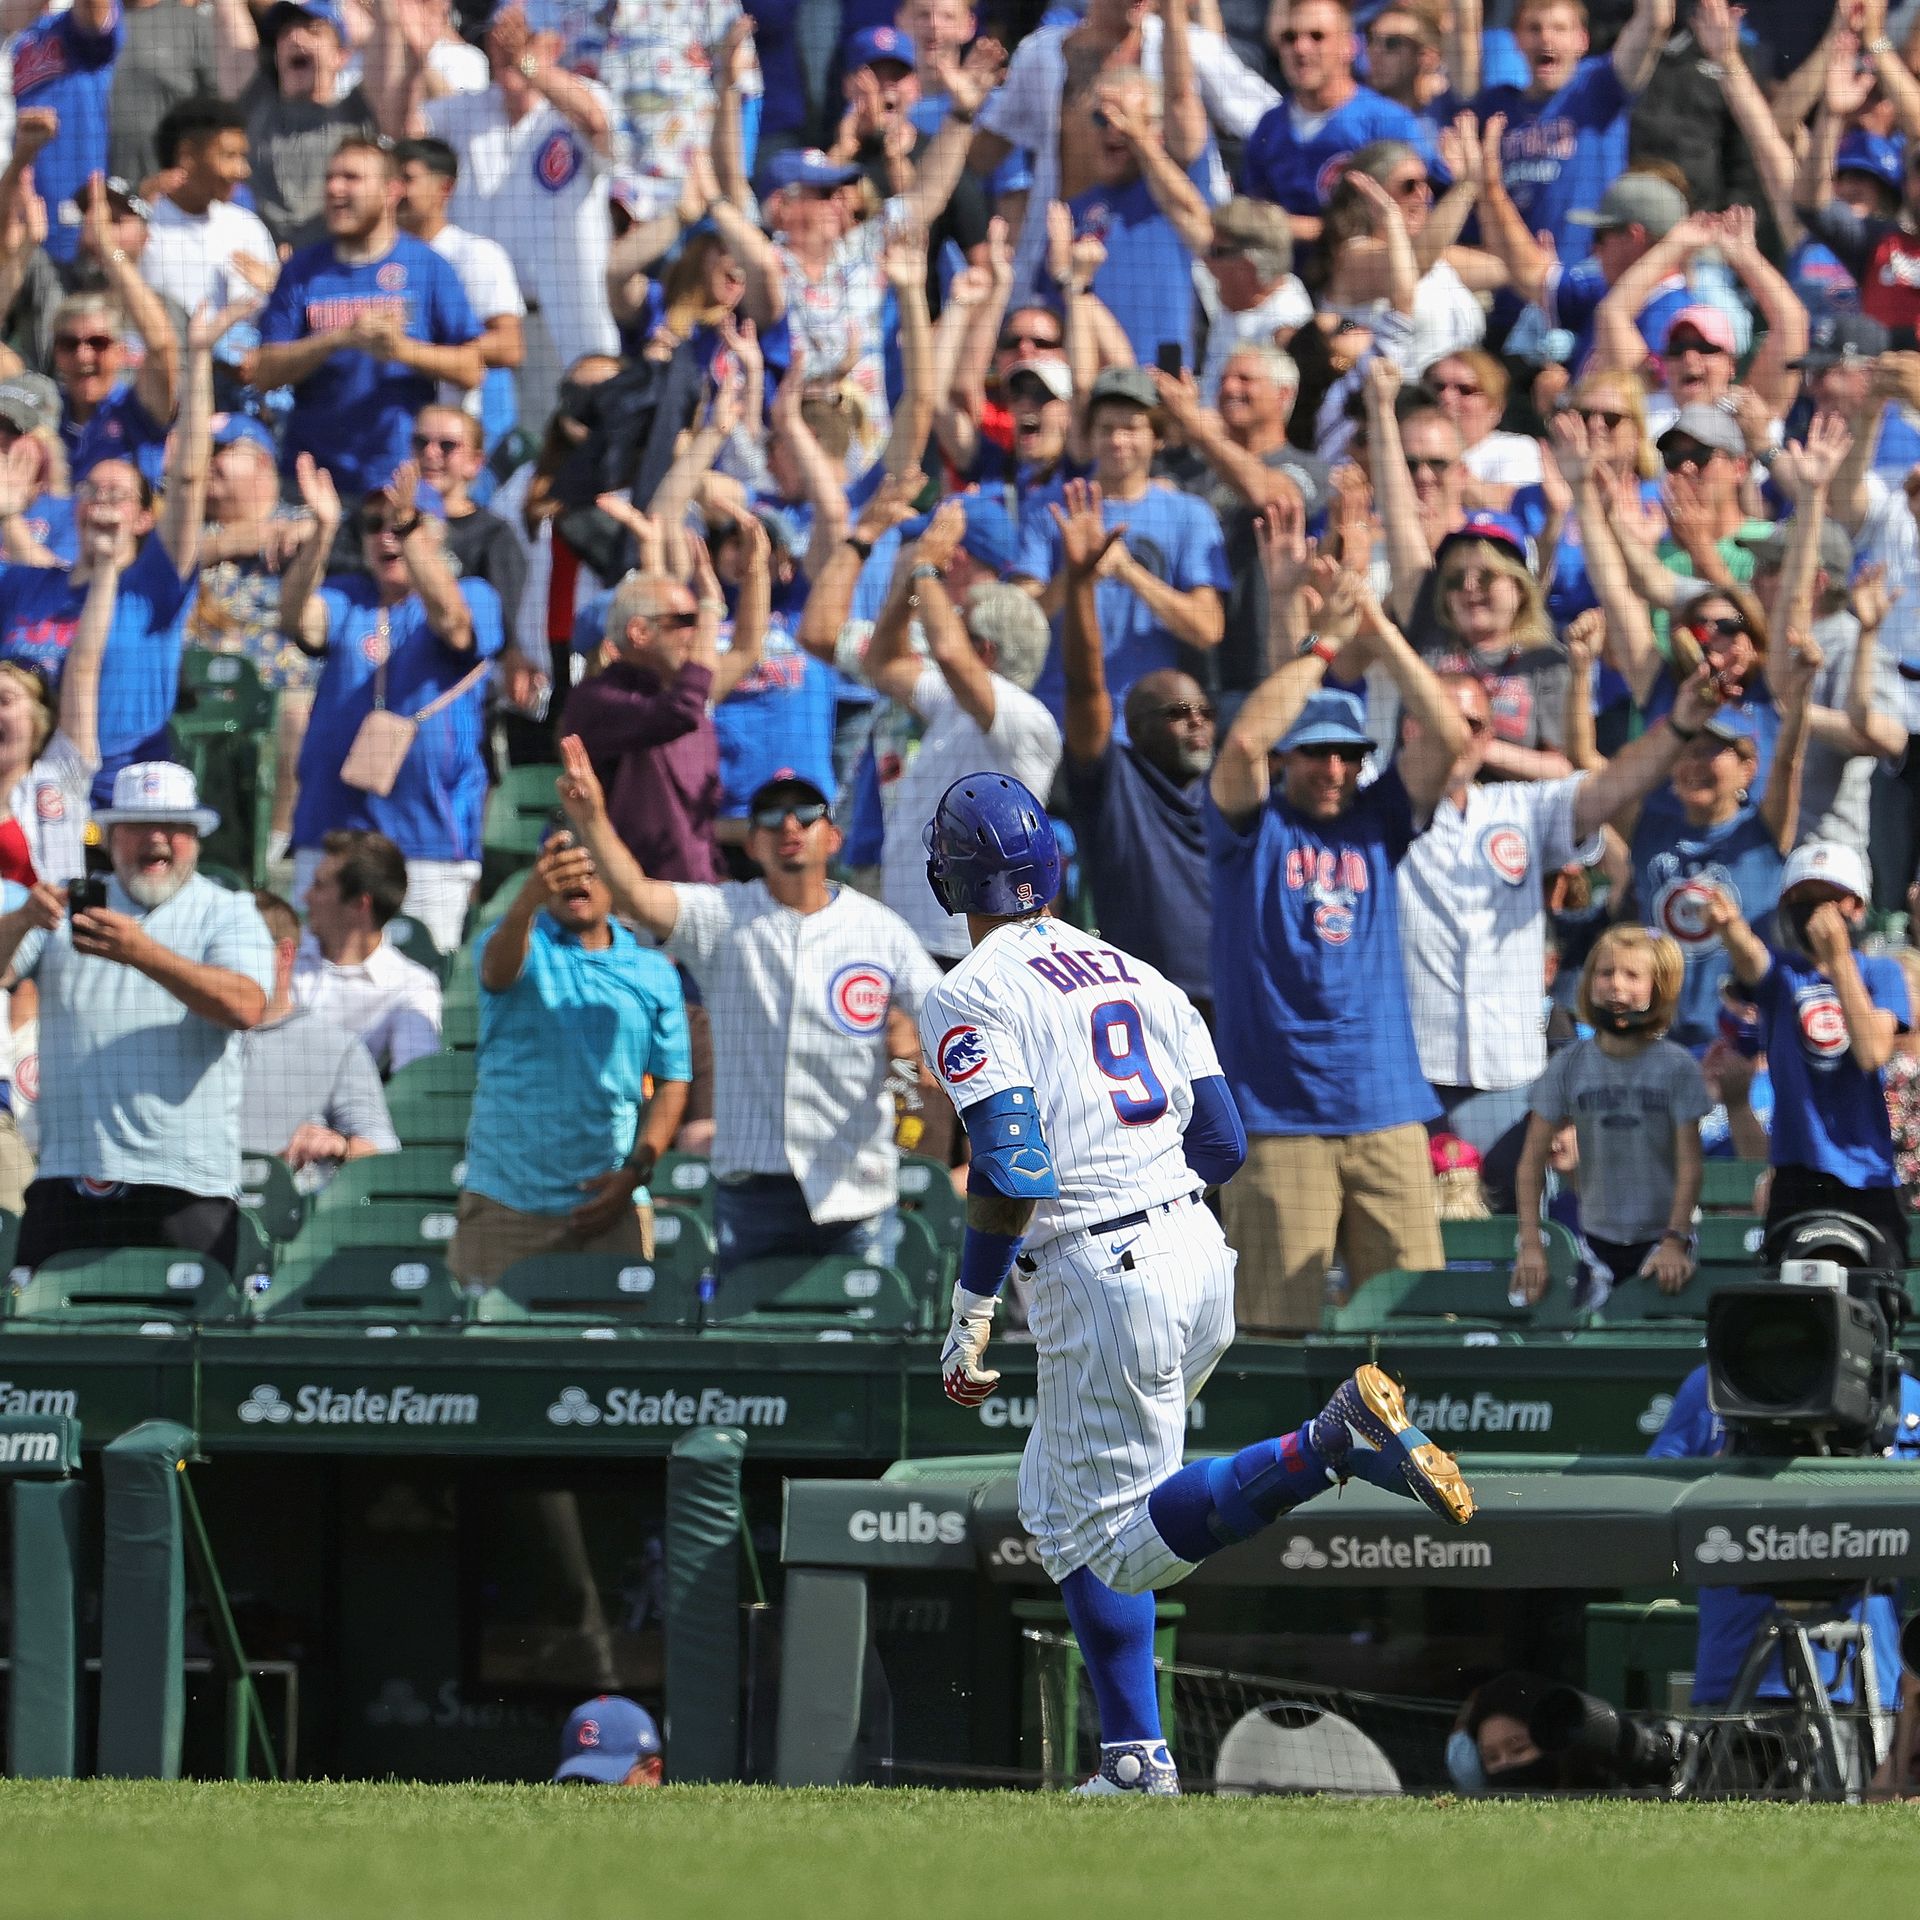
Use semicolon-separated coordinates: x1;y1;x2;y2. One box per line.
0;0;1917;1322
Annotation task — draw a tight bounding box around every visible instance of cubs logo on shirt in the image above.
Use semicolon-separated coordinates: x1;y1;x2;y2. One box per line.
34;783;63;822
73;1177;125;1199
938;1024;989;1084
535;131;585;193
1313;901;1354;945
1795;982;1850;1070
1314;151;1356;204
828;961;891;1035
376;262;407;293
1651;865;1734;947
1482;825;1529;885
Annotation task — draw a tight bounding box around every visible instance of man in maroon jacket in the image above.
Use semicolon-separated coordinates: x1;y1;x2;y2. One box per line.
561;569;725;883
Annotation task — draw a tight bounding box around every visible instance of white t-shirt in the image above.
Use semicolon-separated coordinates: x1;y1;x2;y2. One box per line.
141;196;279;319
290;931;444;1075
425;86;619;368
1461;429;1546;489
7;731;95;888
882;664;1063;961
428;220;526;413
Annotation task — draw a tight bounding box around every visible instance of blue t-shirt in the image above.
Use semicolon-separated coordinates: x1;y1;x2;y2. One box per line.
12;5;122;265
291;575;504;861
463;914;692;1216
258;233;481;496
1640;666;1780;805
1631;805;1783;1053
1205;766;1438;1135
1240;86;1438;215
0;535;194;801
1066;148;1214;368
1014;484;1230;726
1478;56;1633;266
1650;1363;1920;1706
20;494;77;569
63;380;168;490
712;601;837;816
1546;258;1692;373
1789;236;1862;328
1756;945;1910;1187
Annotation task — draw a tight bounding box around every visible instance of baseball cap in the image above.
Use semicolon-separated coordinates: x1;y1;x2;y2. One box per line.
1088;366;1160;414
0;371;59;436
747;770;834;818
1429;1132;1482;1177
1005;358;1073;403
1568;173;1688;239
1663;306;1738;356
268;0;347;38
758;148;861;195
1780;839;1870;903
1737;517;1855;579
1435;509;1530;569
1791;311;1890;370
210;412;277;460
1701;707;1759;747
553;1696;661;1784
844;24;914;70
1836;130;1905;194
900;493;1021;577
1276;689;1374;756
1657;404;1746;458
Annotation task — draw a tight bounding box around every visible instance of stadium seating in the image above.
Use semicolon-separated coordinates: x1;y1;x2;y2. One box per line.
892;1209;951;1321
1593;1264;1772;1325
651;1202;716;1270
706;1252;920;1333
481;764;561;895
897;1154;965;1250
654;1152;716;1210
8;1248;247;1327
173;649;277;888
477;1251;704;1330
383;914;453;981
1698;1158;1768;1215
257;1248;464;1327
384;1053;477;1147
317;1145;468;1214
0;1207;20;1276
1327;1263;1585;1334
287;1198;462;1260
1692;1216;1769;1266
238;1154;307;1245
440;967;480;1050
1440;1216;1581;1279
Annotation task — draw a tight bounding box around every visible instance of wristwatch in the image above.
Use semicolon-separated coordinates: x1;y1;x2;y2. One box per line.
908;562;942;585
1299;631;1339;668
845;534;873;562
1668;716;1701;743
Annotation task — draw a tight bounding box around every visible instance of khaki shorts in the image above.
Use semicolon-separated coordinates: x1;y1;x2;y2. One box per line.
1223;1123;1444;1334
446;1189;654;1286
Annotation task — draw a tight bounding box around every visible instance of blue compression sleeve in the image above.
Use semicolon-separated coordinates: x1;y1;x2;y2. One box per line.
1182;1075;1247;1185
957;1223;1021;1300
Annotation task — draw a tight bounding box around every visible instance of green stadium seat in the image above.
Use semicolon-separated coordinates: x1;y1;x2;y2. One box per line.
1692;1216;1768;1267
1441;1216;1579;1280
892;1209;950;1322
0;1208;19;1276
287;1198;462;1261
708;1252;919;1333
317;1145;467;1214
1698;1158;1767;1215
173;651;278;887
383;914;453;982
1593;1263;1770;1325
1327;1265;1585;1334
179;648;275;730
482;764;562;893
897;1153;965;1247
654;1152;715;1210
650;1201;715;1269
8;1248;247;1327
479;1251;703;1330
384;1052;476;1147
440;970;479;1051
238;1153;307;1244
257;1248;464;1327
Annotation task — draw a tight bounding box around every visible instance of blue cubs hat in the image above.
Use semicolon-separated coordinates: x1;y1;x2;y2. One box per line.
901;494;1020;577
554;1696;661;1783
758;148;861;196
269;0;347;39
211;413;277;460
1435;509;1530;570
845;24;914;70
1836;130;1904;194
1276;689;1374;755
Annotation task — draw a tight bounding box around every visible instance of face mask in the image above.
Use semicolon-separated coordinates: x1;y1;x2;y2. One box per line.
1482;1754;1559;1793
1594;1004;1658;1035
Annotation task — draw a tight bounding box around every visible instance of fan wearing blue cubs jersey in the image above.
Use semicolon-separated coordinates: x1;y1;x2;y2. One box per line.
919;763;1477;1798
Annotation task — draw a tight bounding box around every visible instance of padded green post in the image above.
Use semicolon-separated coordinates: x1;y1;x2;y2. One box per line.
773;1569;869;1786
664;1426;746;1783
97;1421;195;1779
10;1481;85;1777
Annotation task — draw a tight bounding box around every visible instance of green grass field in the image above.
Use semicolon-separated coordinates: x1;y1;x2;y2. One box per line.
0;1783;1914;1920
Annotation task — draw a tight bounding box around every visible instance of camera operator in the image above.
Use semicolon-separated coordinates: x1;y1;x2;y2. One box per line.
1706;842;1911;1266
1648;1362;1920;1743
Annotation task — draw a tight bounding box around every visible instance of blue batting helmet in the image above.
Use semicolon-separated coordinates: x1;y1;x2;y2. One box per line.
925;774;1061;918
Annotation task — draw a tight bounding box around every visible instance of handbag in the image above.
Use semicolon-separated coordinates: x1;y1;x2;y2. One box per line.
339;612;493;796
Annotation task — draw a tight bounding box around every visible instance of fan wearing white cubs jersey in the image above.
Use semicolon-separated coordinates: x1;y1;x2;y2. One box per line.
920;771;1477;1797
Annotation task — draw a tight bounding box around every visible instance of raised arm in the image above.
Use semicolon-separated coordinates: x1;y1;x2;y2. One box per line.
212;0;260;100
879;229;936;477
1695;0;1803;248
80;178;179;428
1364;357;1430;624
492;5;610;154
1464;114;1555;308
1159;0;1209;165
940;216;1015;467
277;456;341;653
1767;418;1850;660
1760;626;1820;853
480;842;563;991
768;365;849;582
1053;478;1126;765
1860;0;1920;144
555;733;681;941
708;520;770;704
1715;207;1807;416
60;531;119;769
793;467;923;663
1572;660;1719;839
1612;0;1676;93
160;301;236;578
1836;565;1908;760
1591;212;1715;375
1374;592;1472;817
898;43;1003;235
1097;83;1210;254
1444;0;1483;100
1558;435;1662;704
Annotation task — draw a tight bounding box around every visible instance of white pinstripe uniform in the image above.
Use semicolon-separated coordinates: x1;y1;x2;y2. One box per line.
918;918;1235;1596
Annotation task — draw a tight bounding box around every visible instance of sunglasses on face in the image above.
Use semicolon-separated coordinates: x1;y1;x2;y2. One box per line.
56;333;116;355
1429;376;1482;398
1295;743;1364;764
1003;331;1061;352
412;433;464;454
1687;616;1749;641
1205;240;1248;261
1665;337;1725;358
1391;174;1433;198
651;610;699;631
1580;407;1629;430
1281;27;1329;42
1446;566;1500;593
1152;701;1215;723
751;800;829;831
1662;443;1719;470
1406;453;1455;476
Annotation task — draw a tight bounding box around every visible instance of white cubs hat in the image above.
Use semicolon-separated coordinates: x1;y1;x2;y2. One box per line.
1779;840;1869;903
92;761;220;836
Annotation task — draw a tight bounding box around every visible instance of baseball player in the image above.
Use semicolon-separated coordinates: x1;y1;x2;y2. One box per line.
920;773;1476;1797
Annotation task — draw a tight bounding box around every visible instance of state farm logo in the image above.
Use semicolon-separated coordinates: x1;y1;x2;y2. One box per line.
238;1383;478;1426
1637;1393;1675;1436
1406;1392;1551;1435
1281;1536;1329;1570
846;1502;966;1546
1317;1533;1493;1571
542;1384;789;1429
1693;1521;1912;1567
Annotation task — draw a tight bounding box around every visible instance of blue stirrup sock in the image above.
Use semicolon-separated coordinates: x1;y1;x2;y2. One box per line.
1059;1566;1162;1745
1147;1425;1336;1564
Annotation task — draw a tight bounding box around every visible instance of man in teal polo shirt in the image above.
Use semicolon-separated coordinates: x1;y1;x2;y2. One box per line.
449;818;692;1286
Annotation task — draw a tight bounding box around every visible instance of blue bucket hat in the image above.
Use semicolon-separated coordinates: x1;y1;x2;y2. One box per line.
1276;689;1375;756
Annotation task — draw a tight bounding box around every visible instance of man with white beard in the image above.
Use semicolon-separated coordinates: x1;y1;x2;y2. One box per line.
0;763;274;1276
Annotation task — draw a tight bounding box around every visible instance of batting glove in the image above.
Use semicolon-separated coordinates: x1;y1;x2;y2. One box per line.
941;1284;1001;1406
